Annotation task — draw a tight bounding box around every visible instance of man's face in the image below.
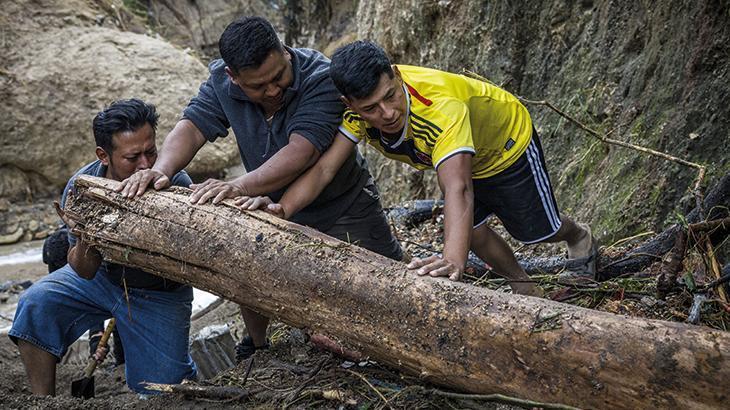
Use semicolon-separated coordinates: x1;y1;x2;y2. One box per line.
344;70;407;135
96;123;158;182
228;49;294;111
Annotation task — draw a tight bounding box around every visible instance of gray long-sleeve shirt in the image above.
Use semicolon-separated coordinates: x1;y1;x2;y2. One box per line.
183;47;370;230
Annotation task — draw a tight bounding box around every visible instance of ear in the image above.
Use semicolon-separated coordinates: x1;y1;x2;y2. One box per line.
224;66;239;86
391;65;403;83
340;95;353;109
96;147;110;166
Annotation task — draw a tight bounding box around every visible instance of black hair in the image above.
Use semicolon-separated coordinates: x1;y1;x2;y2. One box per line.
219;16;283;74
92;98;158;153
330;40;394;100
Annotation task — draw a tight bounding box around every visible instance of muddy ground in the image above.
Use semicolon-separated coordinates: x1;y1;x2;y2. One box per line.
0;213;727;409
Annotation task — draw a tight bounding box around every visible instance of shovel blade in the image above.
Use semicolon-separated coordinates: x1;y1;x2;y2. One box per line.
71;376;94;399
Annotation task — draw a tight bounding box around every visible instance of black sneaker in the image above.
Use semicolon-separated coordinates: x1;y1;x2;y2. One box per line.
234;335;270;363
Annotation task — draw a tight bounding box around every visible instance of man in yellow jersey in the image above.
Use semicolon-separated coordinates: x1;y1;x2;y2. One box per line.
239;41;597;295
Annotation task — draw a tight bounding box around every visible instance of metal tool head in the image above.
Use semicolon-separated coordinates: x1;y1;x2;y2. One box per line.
71;376;95;399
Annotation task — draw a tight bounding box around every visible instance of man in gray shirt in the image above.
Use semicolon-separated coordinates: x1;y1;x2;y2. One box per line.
119;16;402;361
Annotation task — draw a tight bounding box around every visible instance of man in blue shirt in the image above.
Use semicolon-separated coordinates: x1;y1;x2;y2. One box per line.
9;99;197;395
118;17;402;361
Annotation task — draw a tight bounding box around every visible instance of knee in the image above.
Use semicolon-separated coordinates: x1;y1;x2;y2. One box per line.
16;282;47;311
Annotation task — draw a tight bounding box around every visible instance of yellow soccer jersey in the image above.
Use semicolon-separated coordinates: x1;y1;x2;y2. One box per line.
338;65;533;179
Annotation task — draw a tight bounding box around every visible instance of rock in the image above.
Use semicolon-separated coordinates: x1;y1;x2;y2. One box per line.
27;220;39;232
189;324;237;380
0;280;33;293
149;0;282;57
148;0;358;57
640;296;658;307
0;228;24;245
2;26;239;192
33;230;50;240
4;223;19;236
1;1;241;204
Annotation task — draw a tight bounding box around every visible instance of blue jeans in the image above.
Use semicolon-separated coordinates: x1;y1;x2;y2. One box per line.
8;264;197;393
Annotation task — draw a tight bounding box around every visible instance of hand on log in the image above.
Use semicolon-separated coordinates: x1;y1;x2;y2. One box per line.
117;168;171;198
234;196;286;219
189;178;246;205
408;254;464;281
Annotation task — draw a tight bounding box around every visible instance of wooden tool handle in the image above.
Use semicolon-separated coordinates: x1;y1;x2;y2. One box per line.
83;318;116;377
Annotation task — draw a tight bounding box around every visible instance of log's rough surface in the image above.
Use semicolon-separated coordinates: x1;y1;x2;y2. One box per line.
68;175;730;409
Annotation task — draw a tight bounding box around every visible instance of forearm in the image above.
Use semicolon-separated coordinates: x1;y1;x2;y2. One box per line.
234;134;320;196
153;119;207;178
67;241;102;279
278;165;330;218
233;157;311;197
277;134;355;218
441;185;474;266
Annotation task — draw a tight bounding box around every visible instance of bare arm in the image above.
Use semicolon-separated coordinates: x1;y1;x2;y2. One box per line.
277;133;355;218
54;202;101;279
118;119;206;197
235;133;355;218
67;240;102;280
408;153;474;280
189;132;322;204
154;119;207;178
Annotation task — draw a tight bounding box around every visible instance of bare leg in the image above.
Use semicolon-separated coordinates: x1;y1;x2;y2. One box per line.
542;215;592;259
471;224;541;296
17;340;57;396
239;305;270;347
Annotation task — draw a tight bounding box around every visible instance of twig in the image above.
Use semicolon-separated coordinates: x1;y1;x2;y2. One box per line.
688;217;730;236
284;358;327;408
400;239;435;252
600;252;663;270
111;4;127;31
142;382;250;400
345;369;393;410
241;356;255;387
425;387;581;410
605;231;656;250
703;238;728;302
702;271;730;291
122;276;132;322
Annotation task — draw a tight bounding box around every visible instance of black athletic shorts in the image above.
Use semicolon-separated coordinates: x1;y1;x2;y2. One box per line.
472;130;562;244
322;181;404;261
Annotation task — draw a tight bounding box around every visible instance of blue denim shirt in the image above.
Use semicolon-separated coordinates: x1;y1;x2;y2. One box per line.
182;47;370;230
61;160;192;289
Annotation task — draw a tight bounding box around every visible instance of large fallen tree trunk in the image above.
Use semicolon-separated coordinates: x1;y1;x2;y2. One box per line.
68;175;729;409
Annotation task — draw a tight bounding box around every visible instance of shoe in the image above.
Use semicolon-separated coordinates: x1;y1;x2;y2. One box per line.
234;335;270;363
563;227;598;280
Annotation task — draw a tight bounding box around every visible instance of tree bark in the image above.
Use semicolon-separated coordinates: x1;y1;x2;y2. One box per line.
68;175;730;409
